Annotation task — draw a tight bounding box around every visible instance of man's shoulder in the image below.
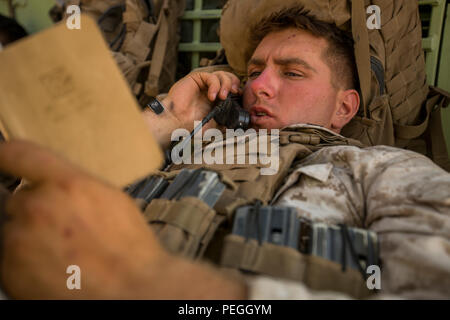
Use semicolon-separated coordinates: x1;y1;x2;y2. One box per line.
280;124;441;175
304;144;439;175
317;144;422;158
279;144;447;204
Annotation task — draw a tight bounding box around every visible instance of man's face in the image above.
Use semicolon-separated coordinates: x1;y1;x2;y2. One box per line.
243;28;341;130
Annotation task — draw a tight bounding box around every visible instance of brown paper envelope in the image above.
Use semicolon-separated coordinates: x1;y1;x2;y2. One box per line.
0;15;163;187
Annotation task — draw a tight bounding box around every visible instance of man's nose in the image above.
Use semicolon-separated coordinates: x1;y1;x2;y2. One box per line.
249;69;276;100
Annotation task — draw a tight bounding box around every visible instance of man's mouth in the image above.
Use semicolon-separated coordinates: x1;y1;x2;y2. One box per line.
250;106;273;117
249;106;274;127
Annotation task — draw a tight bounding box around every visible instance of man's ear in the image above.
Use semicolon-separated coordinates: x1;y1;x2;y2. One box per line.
330;89;360;132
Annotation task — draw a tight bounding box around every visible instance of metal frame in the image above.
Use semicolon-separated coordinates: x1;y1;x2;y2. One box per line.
437;4;450;90
178;0;222;69
437;3;450;155
419;0;447;86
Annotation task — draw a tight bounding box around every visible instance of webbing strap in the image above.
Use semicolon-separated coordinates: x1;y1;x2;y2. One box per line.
220;234;371;298
144;197;223;258
145;197;215;235
351;0;372;118
395;87;449;140
144;0;170;97
427;87;450;171
135;21;159;49
123;21;157;62
427;105;450;172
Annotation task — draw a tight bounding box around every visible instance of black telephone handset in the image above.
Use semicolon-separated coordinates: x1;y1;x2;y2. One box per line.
170;93;251;164
213;93;251;130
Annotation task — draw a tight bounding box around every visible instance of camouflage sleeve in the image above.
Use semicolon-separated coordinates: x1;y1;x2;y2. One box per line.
250;146;450;299
364;149;450;298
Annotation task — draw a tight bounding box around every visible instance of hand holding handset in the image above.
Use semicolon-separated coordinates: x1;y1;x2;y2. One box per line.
170;93;250;164
213;93;250;130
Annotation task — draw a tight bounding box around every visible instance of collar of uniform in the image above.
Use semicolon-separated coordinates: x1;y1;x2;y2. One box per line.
270;162;334;204
281;123;365;148
281;123;346;139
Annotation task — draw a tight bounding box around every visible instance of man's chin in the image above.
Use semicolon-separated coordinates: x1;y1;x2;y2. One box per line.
250;115;280;130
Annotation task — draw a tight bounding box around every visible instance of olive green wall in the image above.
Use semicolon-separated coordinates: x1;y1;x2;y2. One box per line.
439;5;450;156
0;0;55;34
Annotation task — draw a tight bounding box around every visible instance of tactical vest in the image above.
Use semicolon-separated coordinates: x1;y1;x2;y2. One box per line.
129;126;375;298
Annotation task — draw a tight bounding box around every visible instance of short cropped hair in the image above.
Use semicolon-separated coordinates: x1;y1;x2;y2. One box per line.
250;7;358;91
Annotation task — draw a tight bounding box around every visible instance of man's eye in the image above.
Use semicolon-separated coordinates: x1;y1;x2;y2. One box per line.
285;72;303;78
248;71;261;78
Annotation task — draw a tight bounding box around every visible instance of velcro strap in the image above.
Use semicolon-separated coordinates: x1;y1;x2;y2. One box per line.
144;197;223;258
221;235;307;279
145;197;215;235
220;234;371;298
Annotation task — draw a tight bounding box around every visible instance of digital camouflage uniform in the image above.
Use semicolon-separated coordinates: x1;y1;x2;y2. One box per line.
241;125;450;299
211;0;450;297
139;123;450;299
